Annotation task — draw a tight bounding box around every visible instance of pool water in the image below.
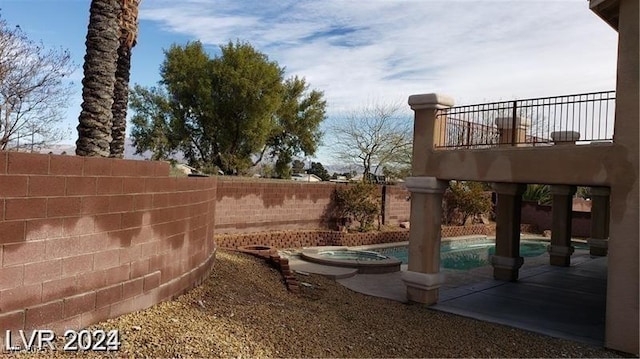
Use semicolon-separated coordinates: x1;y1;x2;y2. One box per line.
374;240;588;270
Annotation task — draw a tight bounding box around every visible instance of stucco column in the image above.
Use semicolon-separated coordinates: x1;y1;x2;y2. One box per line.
548;185;577;266
408;94;454;176
401;176;448;304
495;116;530;147
588;187;610;256
605;0;640;354
490;183;526;281
491;183;527;281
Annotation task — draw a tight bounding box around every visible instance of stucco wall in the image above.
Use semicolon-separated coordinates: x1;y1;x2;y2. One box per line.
0;152;217;336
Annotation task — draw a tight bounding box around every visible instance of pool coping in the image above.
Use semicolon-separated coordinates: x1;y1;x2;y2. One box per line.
299;247;402;274
349;235;588;253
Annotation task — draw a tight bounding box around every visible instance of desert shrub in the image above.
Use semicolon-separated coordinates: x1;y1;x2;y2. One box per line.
575;186;590;199
522;184;552;205
443;181;492;225
333;181;381;232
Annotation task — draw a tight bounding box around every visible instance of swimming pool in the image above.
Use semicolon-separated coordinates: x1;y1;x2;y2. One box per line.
373;240;588;270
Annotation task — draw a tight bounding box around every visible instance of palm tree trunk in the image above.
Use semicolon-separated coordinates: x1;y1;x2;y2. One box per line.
76;0;121;157
110;44;131;158
110;0;140;158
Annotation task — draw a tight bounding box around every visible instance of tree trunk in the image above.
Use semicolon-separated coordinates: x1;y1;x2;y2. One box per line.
76;0;121;157
109;42;131;158
110;0;140;158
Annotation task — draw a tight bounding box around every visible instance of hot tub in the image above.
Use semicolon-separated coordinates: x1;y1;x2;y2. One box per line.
300;247;401;274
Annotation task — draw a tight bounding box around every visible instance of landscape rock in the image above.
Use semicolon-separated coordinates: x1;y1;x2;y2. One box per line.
23;251;623;358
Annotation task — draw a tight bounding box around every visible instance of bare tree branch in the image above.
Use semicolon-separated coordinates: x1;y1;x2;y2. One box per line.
0;16;76;151
329;101;412;181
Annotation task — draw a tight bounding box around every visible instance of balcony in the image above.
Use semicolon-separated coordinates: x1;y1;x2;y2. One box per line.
434;91;615;150
409;91;619;186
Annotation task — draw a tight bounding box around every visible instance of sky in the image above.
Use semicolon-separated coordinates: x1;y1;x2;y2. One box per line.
0;0;618;164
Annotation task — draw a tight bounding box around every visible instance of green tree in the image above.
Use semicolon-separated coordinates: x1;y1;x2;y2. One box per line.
273;160;291;179
130;41;326;174
443;181;492;225
291;159;305;175
129;85;174;160
268;76;325;178
308;162;330;181
307;162;331;181
209;41;284;173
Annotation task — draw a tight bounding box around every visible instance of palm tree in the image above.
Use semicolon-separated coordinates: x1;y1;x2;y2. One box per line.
110;0;141;158
76;0;121;157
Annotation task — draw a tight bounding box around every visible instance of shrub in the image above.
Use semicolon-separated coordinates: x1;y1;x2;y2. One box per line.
334;182;381;232
522;184;552;205
443;181;492;225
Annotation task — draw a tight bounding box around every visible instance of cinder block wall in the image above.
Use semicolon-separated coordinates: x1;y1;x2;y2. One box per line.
384;185;411;225
0;152;217;336
215;178;411;234
520;200;591;237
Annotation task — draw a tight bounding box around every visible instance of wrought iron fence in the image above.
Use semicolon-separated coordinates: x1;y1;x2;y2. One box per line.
435;90;616;149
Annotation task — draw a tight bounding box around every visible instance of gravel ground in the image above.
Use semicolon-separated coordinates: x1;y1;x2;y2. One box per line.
11;250;626;358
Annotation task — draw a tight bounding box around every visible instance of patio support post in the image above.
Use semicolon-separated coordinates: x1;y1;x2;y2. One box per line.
548;185;577;266
588;187;610;256
402;93;453;305
490;183;526;281
402;177;448;304
407;93;454;174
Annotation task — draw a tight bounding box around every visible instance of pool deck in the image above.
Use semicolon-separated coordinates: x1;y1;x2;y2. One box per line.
289;248;607;347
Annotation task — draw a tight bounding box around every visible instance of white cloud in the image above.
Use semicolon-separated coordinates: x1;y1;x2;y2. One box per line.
138;0;618;162
140;0;616;108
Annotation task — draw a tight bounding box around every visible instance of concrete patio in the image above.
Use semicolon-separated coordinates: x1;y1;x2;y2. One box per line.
289;248;607;347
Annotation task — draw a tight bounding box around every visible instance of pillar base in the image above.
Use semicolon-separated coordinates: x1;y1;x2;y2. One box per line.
490;255;524;281
548;244;574;266
402;271;444;305
587;238;609;256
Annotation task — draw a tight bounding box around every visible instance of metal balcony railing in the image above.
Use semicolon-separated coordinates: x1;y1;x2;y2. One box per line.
435;91;616;149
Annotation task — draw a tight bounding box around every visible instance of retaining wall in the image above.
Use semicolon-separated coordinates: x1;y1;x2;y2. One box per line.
216;229;410;248
0;152;217;337
215;224;498;249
